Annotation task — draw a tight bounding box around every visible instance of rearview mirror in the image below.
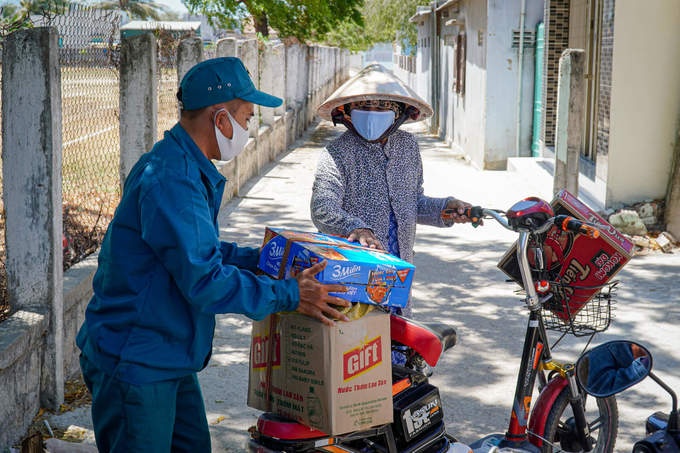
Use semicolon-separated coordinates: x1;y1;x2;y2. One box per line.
576;340;652;397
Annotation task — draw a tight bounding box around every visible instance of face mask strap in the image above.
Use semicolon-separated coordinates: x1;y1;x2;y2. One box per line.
332;105;364;139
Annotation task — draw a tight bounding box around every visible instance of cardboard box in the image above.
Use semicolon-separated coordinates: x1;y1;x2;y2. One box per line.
258;227;415;308
247;311;393;435
498;190;635;320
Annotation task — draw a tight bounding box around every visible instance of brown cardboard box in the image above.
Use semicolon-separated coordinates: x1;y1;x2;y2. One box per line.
247;310;393;435
498;190;635;321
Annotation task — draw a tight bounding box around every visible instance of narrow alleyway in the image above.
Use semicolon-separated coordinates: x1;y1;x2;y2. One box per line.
41;119;680;452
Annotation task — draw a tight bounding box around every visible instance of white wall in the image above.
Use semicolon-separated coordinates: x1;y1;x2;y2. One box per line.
452;0;486;167
484;0;543;169
415;11;433;108
606;0;680;206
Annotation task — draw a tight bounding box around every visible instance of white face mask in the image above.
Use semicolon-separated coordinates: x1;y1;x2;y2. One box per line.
215;109;249;161
350;109;395;141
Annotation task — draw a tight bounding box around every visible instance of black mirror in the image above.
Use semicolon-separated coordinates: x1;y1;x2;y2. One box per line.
576;340;652;397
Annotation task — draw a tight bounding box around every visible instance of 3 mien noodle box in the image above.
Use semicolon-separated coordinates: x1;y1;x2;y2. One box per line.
498;190;635;321
247;310;392;435
258;227;415;308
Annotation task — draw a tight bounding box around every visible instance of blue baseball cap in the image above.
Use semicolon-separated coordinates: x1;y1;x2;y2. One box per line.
179;57;282;110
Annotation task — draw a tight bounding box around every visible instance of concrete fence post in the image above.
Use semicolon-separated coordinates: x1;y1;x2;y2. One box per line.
299;44;310;135
260;43;276;127
216;37;238;58
553;49;585;196
307;45;317;126
240;38;259;139
666;130;680;239
285;44;298;109
177;36;203;84
272;43;286;117
119;33;157;187
1;27;64;410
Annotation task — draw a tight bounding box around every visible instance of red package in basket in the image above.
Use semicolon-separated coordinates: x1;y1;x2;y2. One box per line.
498;190;635;322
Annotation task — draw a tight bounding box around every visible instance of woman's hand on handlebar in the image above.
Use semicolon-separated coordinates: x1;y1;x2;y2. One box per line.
442;198;483;225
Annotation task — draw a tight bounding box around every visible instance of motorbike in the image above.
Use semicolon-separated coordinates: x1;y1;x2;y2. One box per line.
247;196;623;452
575;340;680;452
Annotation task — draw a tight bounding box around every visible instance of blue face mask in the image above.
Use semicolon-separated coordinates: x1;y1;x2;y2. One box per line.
350;109;395;141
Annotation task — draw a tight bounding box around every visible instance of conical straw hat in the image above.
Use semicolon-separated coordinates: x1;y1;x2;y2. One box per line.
317;63;433;123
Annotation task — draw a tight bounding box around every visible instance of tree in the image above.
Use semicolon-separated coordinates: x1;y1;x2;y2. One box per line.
324;0;430;51
363;0;430;51
17;0;70;16
0;4;31;37
182;0;363;42
0;0;69;36
94;0;167;21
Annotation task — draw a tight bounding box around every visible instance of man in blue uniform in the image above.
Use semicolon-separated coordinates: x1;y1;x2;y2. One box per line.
76;57;349;452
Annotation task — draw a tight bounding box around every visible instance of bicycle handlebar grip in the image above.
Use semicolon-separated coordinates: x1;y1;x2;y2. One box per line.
466;206;484;228
555;215;600;238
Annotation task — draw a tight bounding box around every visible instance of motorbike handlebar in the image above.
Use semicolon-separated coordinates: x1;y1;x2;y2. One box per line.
463;207;601;239
554;215;600;239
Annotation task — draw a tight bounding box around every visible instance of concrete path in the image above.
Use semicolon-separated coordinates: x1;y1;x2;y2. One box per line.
45;120;680;452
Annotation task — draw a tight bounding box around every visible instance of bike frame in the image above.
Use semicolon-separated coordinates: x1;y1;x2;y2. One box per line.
249;207;604;453
484;211;594;451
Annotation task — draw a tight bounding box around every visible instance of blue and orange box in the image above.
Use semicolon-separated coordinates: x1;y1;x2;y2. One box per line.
258;227;415;308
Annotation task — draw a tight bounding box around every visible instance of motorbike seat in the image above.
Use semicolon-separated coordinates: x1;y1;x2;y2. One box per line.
390;314;457;367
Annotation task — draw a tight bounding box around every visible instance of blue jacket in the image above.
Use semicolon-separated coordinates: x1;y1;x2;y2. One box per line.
77;123;299;384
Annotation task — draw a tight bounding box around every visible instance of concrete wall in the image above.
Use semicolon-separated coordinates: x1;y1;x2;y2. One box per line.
485;0;543;169
413;9;434;110
0;27;349;450
606;0;680;208
1;28;65;448
432;0;542;170
451;0;487;166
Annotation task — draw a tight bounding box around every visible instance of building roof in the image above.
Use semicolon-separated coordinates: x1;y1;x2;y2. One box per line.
120;21;201;31
409;5;432;23
436;0;460;12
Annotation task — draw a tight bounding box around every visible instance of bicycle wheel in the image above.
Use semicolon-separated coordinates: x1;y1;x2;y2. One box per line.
540;387;618;452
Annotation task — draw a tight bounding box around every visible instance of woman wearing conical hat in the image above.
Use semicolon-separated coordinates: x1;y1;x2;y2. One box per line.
311;64;476;319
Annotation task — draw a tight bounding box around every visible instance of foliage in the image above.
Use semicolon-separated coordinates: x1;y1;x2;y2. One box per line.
0;0;71;38
94;0;167;20
324;0;430;51
18;0;71;15
0;7;32;36
183;0;363;42
366;0;430;51
0;0;71;35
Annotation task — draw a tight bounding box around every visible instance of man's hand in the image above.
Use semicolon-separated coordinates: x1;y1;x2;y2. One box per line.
347;228;385;250
296;261;351;326
442;198;480;224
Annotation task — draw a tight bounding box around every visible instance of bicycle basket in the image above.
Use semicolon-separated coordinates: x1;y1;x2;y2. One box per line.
541;280;618;336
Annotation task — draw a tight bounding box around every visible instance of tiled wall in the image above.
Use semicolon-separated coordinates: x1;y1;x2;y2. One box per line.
596;0;615;166
542;0;616;163
541;0;570;148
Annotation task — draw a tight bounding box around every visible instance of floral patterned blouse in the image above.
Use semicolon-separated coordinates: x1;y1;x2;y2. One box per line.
310;129;454;315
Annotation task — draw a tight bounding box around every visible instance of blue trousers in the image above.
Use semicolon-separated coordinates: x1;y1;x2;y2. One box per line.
80;354;211;452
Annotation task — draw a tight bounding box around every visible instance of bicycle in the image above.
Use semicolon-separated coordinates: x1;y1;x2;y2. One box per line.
247;196;625;452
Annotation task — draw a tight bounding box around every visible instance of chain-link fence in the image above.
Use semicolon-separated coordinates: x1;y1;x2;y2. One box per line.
0;6;191;321
56;5;122;270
